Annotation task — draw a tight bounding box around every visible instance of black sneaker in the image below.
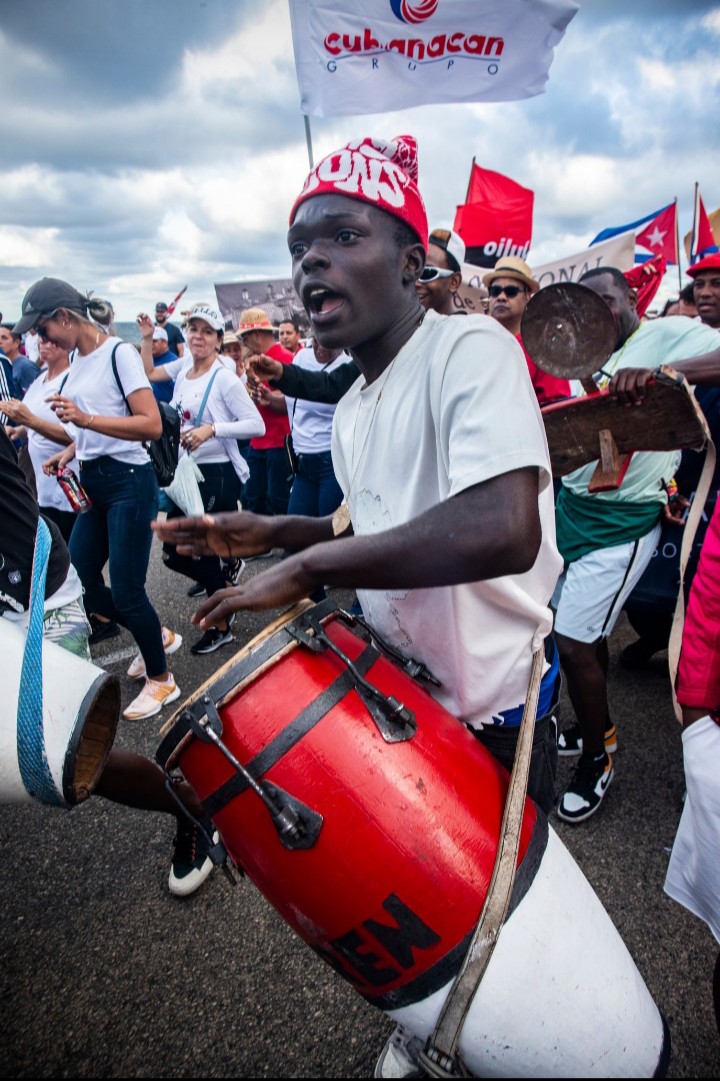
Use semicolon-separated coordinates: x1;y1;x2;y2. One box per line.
222;557;246;586
187;581;206;598
190;626;234;655
556;753;614;823
558;722;618;757
168;816;217;897
618;639;659;669
88;615;121;645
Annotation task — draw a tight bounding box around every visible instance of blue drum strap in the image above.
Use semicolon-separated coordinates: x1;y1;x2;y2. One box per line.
16;516;64;806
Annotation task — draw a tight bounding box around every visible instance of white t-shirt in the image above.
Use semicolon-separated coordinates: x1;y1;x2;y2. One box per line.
331;309;562;730
22;369;78;511
64;337;152;466
285;347;350;455
171;359;265;480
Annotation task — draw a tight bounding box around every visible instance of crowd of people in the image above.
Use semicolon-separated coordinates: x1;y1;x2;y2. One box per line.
1;132;719;1070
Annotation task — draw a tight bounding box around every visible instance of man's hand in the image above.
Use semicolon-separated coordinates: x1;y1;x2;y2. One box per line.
608;367;654;406
192;555;316;626
152;510;275;558
246;353;284;385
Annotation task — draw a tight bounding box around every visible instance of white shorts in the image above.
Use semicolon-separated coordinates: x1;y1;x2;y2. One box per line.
664;716;720;943
552;524;660;643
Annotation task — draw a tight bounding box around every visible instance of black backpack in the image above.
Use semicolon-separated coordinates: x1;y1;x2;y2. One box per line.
110;344;180;488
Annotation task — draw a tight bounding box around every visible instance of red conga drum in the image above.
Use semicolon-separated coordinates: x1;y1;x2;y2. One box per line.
156;601;668;1077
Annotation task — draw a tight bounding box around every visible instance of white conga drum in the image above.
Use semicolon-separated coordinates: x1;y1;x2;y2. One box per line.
1;618;120;807
158;602;669;1077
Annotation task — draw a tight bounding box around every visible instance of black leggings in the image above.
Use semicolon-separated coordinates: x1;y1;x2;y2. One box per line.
162;460;240;595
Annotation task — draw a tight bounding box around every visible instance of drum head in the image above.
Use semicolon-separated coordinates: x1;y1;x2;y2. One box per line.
521;282;619;380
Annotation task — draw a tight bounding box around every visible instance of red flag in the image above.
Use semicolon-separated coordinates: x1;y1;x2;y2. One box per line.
689;188;719;264
635;203;678;264
623;254;666;319
453;164;534;269
167;284;188;315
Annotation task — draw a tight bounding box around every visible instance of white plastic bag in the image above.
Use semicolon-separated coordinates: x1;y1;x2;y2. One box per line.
163;453;205;517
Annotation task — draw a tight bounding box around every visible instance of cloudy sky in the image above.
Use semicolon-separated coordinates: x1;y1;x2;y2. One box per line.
1;0;718;322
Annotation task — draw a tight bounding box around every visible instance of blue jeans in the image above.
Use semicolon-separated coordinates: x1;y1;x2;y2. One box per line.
288;451;343;519
242;446;292;516
69;457;167;679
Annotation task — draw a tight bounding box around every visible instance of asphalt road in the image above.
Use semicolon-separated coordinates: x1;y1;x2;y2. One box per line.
1;542;719;1078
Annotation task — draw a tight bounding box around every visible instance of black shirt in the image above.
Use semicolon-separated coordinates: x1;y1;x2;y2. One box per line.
158;322;185;356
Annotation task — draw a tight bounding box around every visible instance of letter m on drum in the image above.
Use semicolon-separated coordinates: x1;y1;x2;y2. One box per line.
330;893;442;988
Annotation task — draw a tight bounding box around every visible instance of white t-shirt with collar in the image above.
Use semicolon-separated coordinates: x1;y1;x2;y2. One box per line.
331;309;562;730
63;337;152;466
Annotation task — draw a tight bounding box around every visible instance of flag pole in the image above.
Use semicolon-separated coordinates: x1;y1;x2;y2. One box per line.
689;182;699;269
675;195;682;291
466;156;476;203
304;115;314;170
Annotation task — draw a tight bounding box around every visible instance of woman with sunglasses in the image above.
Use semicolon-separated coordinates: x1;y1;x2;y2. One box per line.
14;277;182;722
415;228;466;317
137;306;265;654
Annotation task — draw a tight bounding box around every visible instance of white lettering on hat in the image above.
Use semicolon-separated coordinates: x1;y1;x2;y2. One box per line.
314;147;407;209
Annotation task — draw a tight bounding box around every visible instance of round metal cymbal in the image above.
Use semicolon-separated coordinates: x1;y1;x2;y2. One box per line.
520;282;619;380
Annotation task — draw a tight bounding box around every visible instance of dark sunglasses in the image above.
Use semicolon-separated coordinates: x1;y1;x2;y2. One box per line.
488;284;527;299
418;266;456;283
35;311;60;340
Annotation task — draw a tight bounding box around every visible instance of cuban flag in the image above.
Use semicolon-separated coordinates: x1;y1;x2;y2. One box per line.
688;187;719;265
590;202;679;265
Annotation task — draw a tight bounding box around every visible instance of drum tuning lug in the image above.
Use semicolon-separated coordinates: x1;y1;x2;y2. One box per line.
188;697;224;741
263;781;323;850
355;686;416;743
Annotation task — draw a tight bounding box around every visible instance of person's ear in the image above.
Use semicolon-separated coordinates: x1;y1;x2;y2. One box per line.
450;270;463;295
626;288;638;311
402;243;426;285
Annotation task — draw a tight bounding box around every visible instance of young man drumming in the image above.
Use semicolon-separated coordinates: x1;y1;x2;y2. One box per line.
154;134;562;1073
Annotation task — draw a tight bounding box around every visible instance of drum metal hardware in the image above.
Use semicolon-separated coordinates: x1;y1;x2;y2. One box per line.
287;611;417;743
341;608;441;686
183;698;324;851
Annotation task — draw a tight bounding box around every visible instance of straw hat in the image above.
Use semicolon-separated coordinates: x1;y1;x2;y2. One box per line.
482;256;539;294
237;307;278;336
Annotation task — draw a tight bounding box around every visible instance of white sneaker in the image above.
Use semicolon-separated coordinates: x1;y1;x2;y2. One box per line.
127;627;182;679
374;1025;425;1079
123;675;181;721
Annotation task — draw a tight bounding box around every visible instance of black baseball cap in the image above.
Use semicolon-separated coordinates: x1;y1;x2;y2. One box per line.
13;277;87;335
155;301;169;312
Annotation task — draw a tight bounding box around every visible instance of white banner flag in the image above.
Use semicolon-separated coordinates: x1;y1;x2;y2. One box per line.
289;0;578;118
455;234;637;313
532;233;637;288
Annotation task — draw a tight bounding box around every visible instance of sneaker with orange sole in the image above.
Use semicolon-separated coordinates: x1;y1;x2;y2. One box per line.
123;675;181;721
127;627;182;679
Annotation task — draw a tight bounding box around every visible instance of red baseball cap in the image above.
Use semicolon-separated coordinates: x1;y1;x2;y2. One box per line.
686;252;720;278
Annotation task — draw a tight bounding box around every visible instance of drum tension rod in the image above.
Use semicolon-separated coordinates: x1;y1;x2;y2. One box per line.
288;612;417;744
341;608;441;687
187;697;324;852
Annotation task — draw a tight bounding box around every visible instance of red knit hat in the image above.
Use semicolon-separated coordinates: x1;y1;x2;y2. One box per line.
686;252;720;278
289;135;428;250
